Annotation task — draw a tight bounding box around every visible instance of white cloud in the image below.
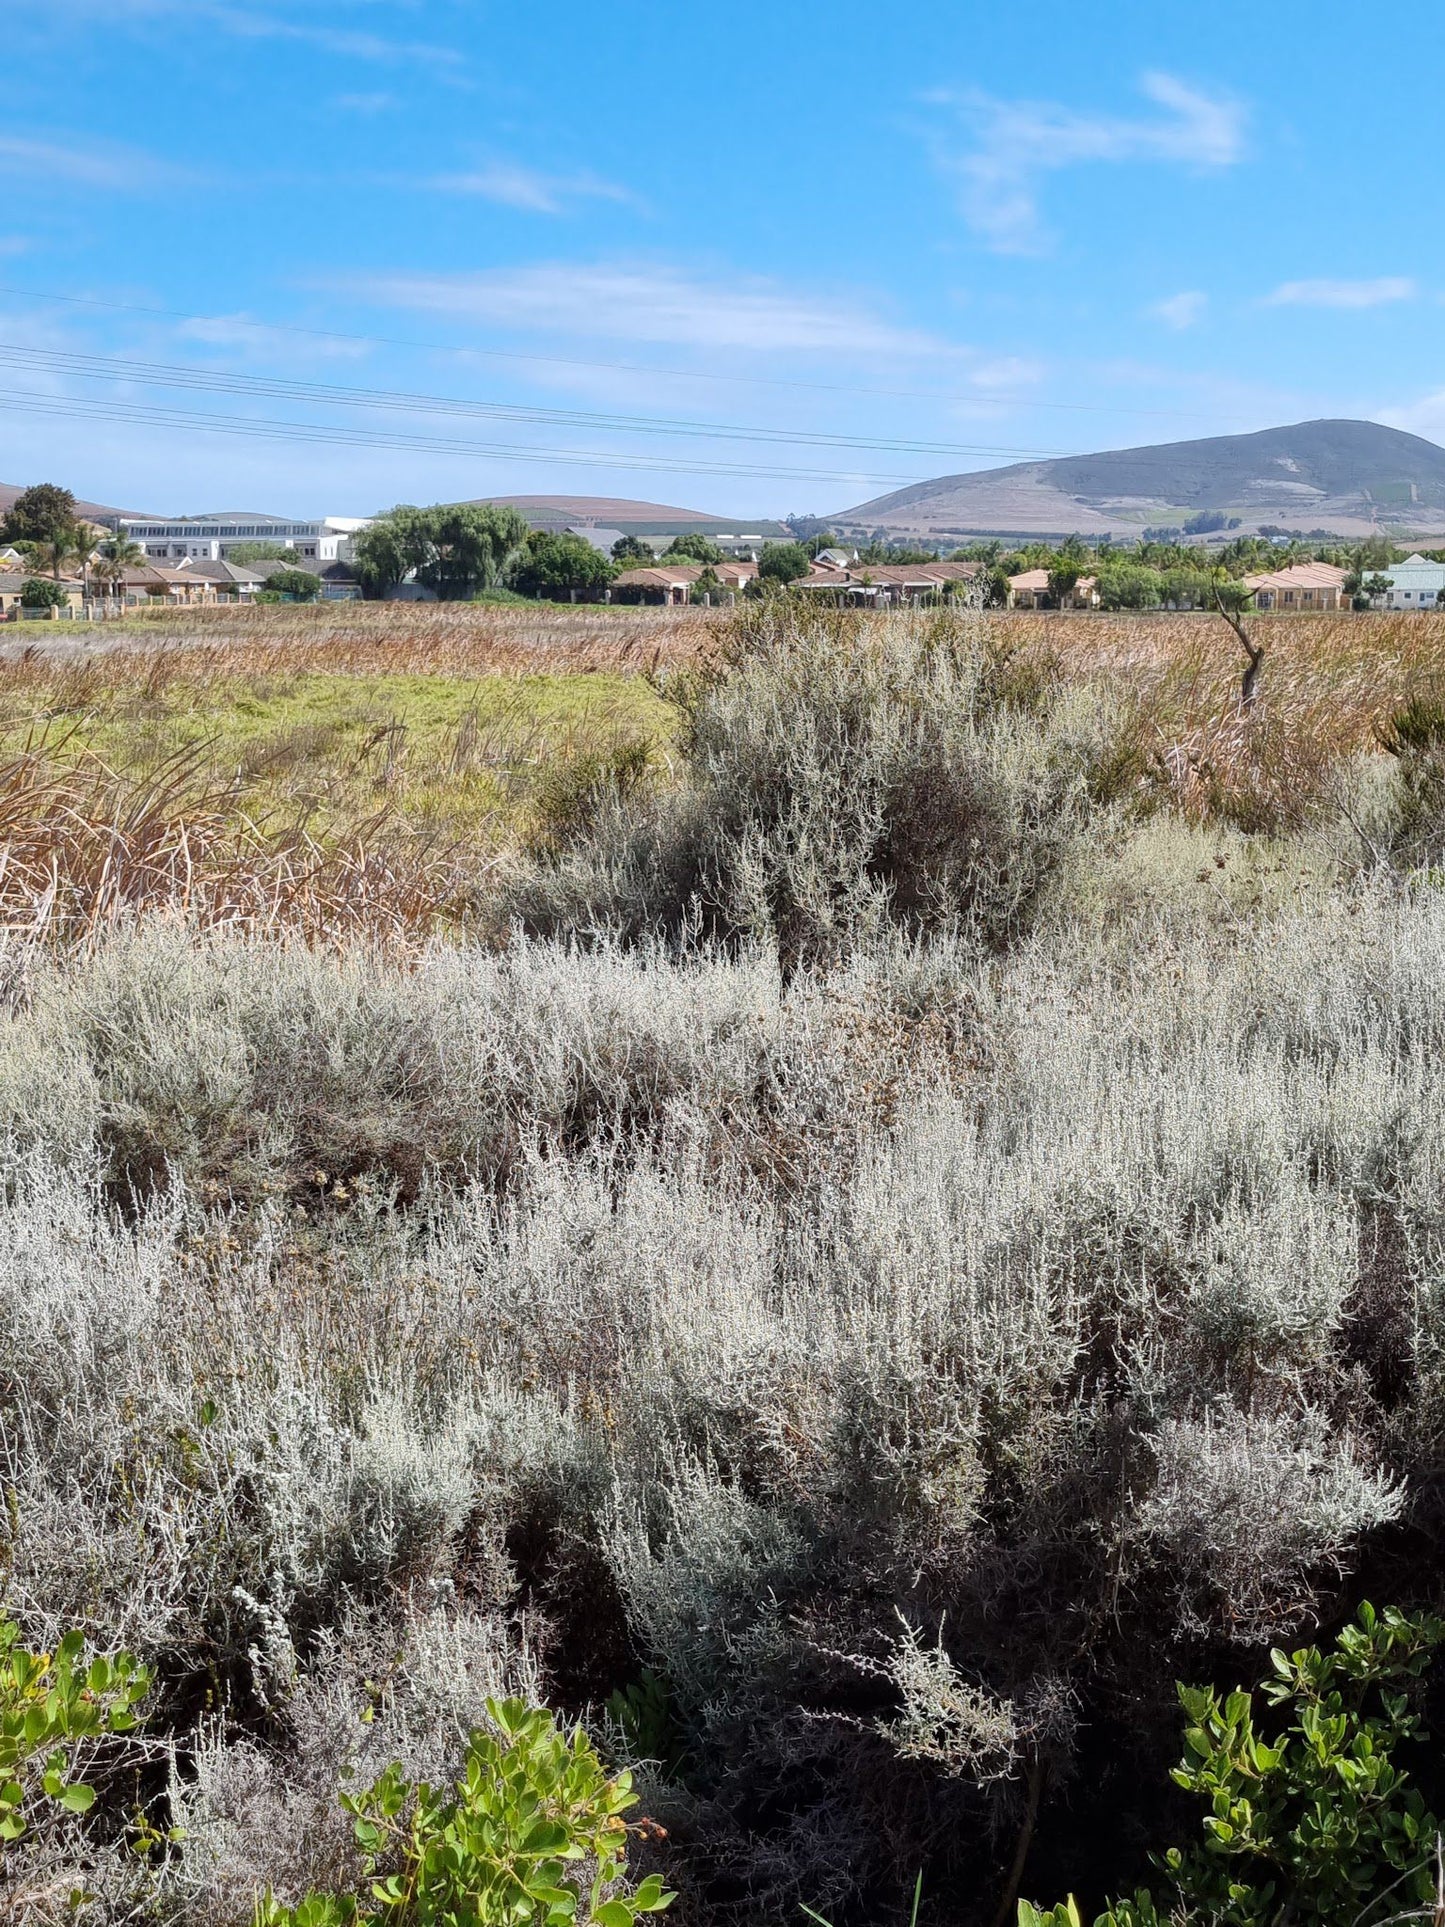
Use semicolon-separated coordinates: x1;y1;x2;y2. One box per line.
55;0;462;69
1264;277;1416;309
0;133;191;191
338;262;949;358
1151;290;1208;330
927;71;1245;253
426;164;636;215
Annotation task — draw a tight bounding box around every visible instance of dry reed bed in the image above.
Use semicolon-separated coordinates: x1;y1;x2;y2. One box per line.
0;605;1437;946
19;598;717;682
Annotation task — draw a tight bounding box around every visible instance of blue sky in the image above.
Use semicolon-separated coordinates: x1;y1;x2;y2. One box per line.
6;0;1445;518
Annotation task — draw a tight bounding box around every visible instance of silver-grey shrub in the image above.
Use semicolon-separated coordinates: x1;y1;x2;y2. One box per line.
7;712;1445;1915
505;602;1101;964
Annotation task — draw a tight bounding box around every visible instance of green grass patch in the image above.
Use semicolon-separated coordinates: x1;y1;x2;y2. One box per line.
0;668;676;846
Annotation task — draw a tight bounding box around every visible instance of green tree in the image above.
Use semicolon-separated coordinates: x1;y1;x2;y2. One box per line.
612;535;655;564
1;484;80;577
351;504;530;602
226;541;309;565
93;534;145;610
19;577;70;610
662;532;724;564
513;531;617;601
265;566;322;602
757;540;812;586
1363;573;1393;604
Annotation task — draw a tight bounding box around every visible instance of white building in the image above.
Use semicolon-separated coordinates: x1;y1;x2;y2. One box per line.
1379;554;1445;610
108;513;370;564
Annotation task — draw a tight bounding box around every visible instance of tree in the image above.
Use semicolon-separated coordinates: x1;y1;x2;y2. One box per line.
264;566;322;602
512;531;616;601
612;535;655;564
351;511;421;599
757;540;812;586
350;504;529;601
226;541;308;565
19;577;71;610
1;485;78;575
354;503;532;602
662;532;724;564
1363;573;1393;605
1046;564;1081;607
93;535;144;610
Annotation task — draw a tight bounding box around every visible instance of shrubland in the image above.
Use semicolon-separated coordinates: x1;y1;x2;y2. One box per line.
4;599;1445;1922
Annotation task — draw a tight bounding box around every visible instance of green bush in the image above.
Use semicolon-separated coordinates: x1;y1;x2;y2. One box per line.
256;1697;674;1927
0;1617;149;1844
19;577;70;609
1020;1605;1444;1927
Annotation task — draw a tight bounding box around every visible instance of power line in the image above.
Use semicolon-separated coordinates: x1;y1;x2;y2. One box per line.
0;386;940;487
0;341;1072;463
0;278;1260;426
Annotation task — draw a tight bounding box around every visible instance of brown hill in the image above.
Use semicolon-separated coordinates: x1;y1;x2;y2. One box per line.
833;419;1445;540
469;495;788;536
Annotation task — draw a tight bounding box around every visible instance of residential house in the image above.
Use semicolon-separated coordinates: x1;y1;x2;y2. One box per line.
1374;554;1445;610
112;565;217;607
1006;568;1100;611
796;560;979;603
180;559;269;600
610;563;748;605
0;575;86;618
1241;561;1349;611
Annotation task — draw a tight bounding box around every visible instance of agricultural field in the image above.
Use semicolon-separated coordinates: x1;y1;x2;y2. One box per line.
8;597;1445;1926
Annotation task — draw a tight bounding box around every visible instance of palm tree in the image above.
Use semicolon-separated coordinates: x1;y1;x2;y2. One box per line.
94;535;144;614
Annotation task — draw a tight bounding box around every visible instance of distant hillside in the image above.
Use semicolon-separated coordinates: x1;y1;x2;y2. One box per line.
833;419;1445;539
469;494;789;537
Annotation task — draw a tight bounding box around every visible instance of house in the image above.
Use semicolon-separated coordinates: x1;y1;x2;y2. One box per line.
1374;554;1445;611
180;559;269;600
0;574;86;618
795;560;979;603
610;564;728;605
1241;561;1349;611
111;565;217;607
1006;568;1100;611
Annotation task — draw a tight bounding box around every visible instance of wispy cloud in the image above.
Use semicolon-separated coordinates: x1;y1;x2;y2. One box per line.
57;0;463;69
926;72;1245;254
1264;276;1416;309
0;132;192;190
426;163;636;215
337;262;948;358
1151;290;1208;330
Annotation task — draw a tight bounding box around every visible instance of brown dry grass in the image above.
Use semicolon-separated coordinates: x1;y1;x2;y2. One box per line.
1014;608;1445;831
0;602;1440;948
19;597;716;684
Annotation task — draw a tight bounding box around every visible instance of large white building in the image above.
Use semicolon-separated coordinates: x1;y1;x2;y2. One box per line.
1378;553;1445;610
107;513;370;564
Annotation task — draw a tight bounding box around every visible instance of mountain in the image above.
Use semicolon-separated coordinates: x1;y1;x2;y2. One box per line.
468;494;789;537
832;419;1445;540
